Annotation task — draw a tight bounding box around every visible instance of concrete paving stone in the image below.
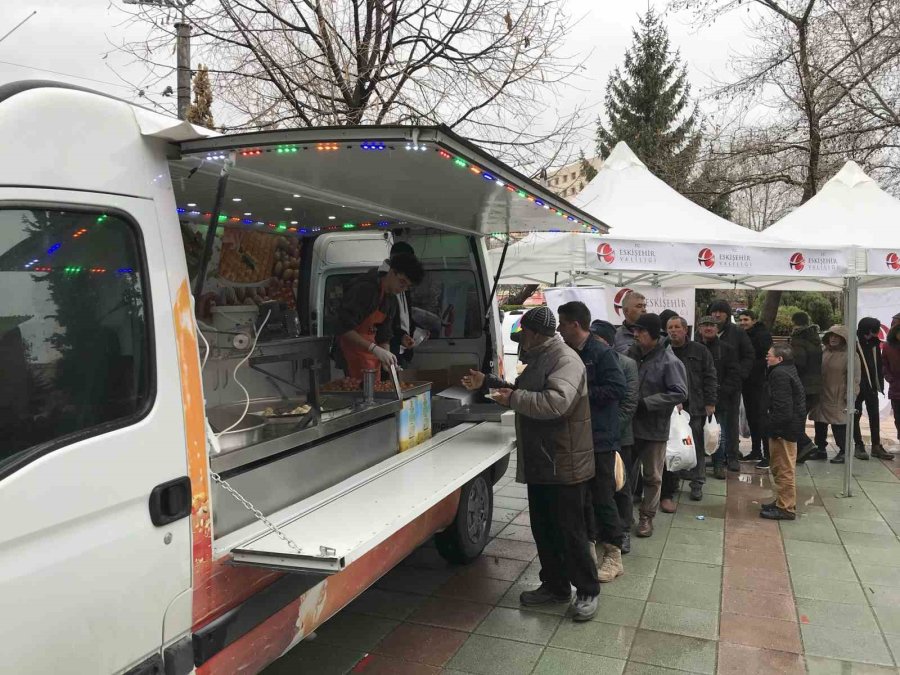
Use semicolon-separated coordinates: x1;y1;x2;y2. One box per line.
492;496;528;511
723;546;788;574
655;559;722;588
491;507;520;524
627;629;718;674
593;595;647;627
474;606;561;645
495;523;535;543
627;535;668;559
787;553;859;581
693;493;726;506
531;647;626;675
434;573;512;605
639;601;718;640
721;586;796;622
832;517;895;535
647;577;721;611
722;564;792;595
347;588;428;621
497;583;570;617
675;502;727;520
883;633;900;669
716;642;806;675
408;596;493;632
376;565;457;595
719;612;802;653
873;604;900;635
482;538;537;562
804;655;898;675
313;612;400;651
623;554;660;578
263;641;365;675
549;619;636;659
700;479;727;496
446;634;544;675
350;654;440;674
664;528;723;548
661;542;723;566
489;521;506;538
854;562;900;586
454;555;529;583
510;511;531;527
779;522;842;544
622;663;706;675
725;531;785;553
800;625;895;666
495;485;528;499
796;597;879;632
373;623;467;667
841;530;900;549
847;544;900;567
791;575;868;605
670;511;725;532
824;503;887;522
516;558;543;585
863;584;900;607
784;539;851;561
602;572;654;601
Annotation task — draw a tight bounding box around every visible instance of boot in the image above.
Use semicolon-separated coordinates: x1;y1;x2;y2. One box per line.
621;532;631;555
636;516;653;538
598;543;624;583
830;451;846;464
660;498;677;514
871;444;894;461
854;444;870;461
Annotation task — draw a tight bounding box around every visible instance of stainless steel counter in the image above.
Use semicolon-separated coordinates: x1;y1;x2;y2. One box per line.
210;398;402;473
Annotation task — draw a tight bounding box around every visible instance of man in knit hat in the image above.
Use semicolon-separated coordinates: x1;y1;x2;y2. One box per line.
461;306;600;621
704;299;754;472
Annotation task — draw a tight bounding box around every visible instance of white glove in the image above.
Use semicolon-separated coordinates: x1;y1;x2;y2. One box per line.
370;344;398;369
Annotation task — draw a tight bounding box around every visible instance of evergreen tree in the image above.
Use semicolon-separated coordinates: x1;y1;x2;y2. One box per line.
187;65;214;128
597;9;700;192
579;150;598;184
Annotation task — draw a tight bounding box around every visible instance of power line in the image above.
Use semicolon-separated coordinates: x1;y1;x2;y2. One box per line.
0;58;136;91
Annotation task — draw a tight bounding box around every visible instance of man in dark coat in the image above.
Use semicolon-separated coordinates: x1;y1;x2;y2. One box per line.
761;344;806;521
626;313;688;538
853;317;893;460
738;309;773;466
698;315;742;479
558;302;627;583
704;299;754;472
461;306;600;621
663;315;718;505
791;312;825;462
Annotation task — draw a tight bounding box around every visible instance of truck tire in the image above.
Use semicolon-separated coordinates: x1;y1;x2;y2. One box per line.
435;471;493;564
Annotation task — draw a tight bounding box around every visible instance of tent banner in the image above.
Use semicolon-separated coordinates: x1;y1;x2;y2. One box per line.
544;286;695;325
858;288;900;414
867;249;900;276
584;238;849;277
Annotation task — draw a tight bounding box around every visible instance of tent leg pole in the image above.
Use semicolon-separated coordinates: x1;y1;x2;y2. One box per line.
841;276;859;498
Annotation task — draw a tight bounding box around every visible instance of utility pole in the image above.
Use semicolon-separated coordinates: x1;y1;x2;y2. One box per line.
124;0;195;120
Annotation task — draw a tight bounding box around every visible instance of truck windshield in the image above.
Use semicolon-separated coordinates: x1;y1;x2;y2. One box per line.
0;208;150;470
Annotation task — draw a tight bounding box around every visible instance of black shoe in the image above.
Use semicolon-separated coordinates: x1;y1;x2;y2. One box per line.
761;500;777;511
727;458;741;472
855;444;869;461
760;507;796;520
520;583;571;606
713;464;727;480
797;442;818;463
830;451;846;464
742;451;763;462
690;485;703;501
872;444;894;461
809;449;829;461
756;457;770;469
621;532;631;555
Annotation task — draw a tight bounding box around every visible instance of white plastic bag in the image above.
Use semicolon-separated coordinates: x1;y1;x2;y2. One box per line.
666;409;697;472
703;415;721;455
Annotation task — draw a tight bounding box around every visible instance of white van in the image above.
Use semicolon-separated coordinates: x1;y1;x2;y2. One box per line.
0;81;600;675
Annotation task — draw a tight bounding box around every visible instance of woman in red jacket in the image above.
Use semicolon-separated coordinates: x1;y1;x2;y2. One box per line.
884;320;900;445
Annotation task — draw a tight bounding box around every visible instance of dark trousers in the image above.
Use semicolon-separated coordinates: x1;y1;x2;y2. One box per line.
662;415;705;499
814;422;847;454
615;444;635;529
743;383;770;457
853;391;882;446
893;400;900;442
797;393;819;448
713;397;740;465
585;452;624;548
528;482;599;597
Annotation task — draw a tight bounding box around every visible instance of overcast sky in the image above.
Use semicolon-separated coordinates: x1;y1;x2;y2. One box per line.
0;0;761;159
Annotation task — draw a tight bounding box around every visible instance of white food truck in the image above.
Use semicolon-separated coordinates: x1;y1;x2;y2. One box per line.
0;81;601;675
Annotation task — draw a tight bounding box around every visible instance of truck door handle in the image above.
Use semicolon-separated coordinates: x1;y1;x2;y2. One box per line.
149;476;192;526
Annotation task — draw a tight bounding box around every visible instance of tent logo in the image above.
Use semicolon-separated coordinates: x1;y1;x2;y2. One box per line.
697;248;715;268
597;243;616;264
886;252;900;271
613;288;633;317
790;252;806;271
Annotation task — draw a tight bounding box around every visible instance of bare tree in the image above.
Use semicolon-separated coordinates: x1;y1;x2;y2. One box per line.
115;0;589;167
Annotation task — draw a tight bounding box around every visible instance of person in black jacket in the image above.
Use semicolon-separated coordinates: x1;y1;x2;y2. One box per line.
761;345;806;521
791;312;824;461
698;316;742;479
558;302;627;583
380;241;422;368
853;317;893;460
738;309;773;466
662;315;717;505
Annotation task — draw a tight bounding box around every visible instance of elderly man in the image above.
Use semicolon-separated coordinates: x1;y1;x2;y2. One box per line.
461;306;599;621
626;313;688;537
662;315;717;506
614;291;648;354
557;301;627;582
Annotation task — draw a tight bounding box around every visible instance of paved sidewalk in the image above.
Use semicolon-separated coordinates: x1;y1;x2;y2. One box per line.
265;431;900;675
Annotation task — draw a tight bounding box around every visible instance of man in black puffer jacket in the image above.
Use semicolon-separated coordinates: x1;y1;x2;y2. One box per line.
698;316;741;479
853;317;892;460
761;345;806;521
738;309;773;465
790;312;824;461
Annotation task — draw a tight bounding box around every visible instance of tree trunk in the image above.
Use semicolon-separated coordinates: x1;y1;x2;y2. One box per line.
506;284;539;306
760;291;782;329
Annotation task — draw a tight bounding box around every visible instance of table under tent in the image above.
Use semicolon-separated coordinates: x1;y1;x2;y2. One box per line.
489;159;900;497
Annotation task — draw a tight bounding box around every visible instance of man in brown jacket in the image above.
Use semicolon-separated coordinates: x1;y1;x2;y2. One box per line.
462;306;599;621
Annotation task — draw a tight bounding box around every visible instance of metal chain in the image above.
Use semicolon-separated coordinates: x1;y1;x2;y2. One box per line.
209;470;304;554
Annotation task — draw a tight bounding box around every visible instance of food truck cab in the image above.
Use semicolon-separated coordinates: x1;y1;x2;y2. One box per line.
0;82;603;675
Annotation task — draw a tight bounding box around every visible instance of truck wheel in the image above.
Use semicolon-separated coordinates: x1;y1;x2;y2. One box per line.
435;472;493;564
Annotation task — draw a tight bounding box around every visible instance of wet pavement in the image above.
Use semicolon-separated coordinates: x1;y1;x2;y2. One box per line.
265;419;900;674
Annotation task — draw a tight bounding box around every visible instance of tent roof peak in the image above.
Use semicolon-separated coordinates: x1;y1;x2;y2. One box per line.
603;141;647;172
828;160;874;190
